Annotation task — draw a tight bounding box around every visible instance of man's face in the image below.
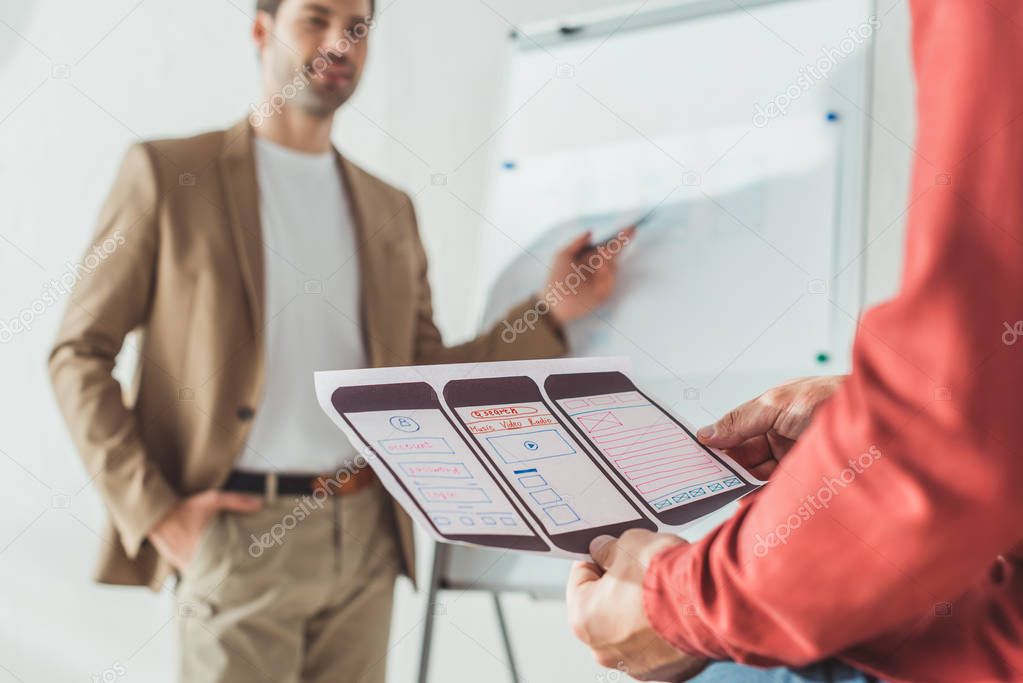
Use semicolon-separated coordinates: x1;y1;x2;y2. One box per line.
256;0;373;117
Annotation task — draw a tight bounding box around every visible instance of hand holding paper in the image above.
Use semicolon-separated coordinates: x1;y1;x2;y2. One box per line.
697;375;846;480
315;357;763;559
567;530;709;681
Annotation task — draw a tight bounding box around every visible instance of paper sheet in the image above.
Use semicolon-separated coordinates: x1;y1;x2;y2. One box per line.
315;357;763;560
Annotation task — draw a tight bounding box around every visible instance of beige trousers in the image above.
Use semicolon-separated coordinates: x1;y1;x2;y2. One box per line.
174;480;401;683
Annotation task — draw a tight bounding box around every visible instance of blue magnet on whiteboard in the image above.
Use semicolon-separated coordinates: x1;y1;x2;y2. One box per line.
826;111;840;122
502;160;517;170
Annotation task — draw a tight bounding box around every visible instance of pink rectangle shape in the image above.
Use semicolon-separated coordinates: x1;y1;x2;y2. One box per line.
635;467;724;494
592;422;676;445
628;461;720;484
613;442;703;463
618;452;709;473
605;435;694;458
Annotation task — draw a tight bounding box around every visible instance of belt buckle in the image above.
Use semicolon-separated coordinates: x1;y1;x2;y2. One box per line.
311;475;335;497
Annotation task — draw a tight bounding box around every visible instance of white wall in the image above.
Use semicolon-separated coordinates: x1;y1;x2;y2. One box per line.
0;0;914;681
864;0;915;307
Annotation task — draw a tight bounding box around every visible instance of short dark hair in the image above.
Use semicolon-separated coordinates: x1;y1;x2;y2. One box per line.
257;0;375;16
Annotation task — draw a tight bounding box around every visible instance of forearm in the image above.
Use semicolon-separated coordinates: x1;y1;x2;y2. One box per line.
414;294;566;365
646;386;1023;665
49;343;180;555
49;142;180;556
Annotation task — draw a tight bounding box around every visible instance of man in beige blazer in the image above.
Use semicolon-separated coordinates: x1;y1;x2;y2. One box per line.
48;0;629;681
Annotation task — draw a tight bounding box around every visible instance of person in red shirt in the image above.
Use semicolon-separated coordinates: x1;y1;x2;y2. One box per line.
566;1;1023;682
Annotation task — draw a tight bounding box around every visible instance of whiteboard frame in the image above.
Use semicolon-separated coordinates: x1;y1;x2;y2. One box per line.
512;0;811;50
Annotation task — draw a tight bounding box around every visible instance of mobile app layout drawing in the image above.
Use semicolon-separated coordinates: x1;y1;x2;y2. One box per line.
331;382;549;552
315;358;763;560
444;376;656;554
545;371;754;526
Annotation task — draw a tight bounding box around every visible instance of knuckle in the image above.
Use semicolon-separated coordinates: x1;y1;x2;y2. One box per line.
570;620;589;644
778;401;813;436
644;534;682;563
621;528;646;544
718;408;741;434
790;400;813;422
569;610;593;644
757;388;783;410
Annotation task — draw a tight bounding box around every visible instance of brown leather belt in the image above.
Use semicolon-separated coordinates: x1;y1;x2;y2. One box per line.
224;467;375;501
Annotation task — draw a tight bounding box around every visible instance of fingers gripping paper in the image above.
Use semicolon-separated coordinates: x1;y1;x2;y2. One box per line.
315;358;762;560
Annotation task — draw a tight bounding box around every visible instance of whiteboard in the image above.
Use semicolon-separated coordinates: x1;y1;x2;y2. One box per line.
446;0;874;598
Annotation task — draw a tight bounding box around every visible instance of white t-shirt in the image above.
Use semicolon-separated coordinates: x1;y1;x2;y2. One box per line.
236;137;365;473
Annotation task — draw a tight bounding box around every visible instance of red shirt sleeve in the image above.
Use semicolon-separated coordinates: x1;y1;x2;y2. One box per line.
643;2;1023;680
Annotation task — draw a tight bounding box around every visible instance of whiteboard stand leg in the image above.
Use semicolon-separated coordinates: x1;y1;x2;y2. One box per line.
492;592;521;683
417;543;448;683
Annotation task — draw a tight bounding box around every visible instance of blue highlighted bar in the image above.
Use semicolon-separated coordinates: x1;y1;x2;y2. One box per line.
513;468;538;474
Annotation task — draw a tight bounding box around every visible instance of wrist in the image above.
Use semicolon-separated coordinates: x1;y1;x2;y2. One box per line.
535;291;568;333
642;543;709;660
148;499;184;542
546;303;567;329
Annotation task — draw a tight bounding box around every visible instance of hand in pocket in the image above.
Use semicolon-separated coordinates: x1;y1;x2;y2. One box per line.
149;490;263;571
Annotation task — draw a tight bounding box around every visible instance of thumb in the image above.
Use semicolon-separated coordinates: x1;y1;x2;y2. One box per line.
589;534;617;569
214;491;264;513
601;226;635;263
697;397;779;449
561;230;592;257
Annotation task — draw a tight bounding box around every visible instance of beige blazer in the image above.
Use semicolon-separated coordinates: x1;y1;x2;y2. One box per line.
49;119;566;590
